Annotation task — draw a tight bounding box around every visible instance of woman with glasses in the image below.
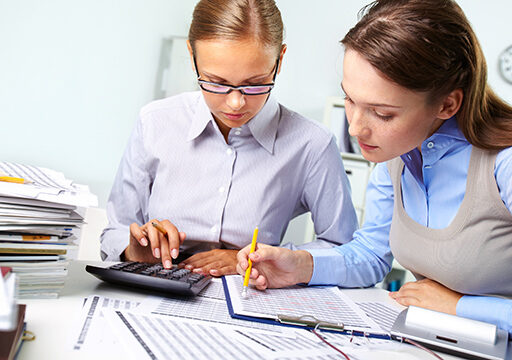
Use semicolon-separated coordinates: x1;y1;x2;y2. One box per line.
100;0;358;276
237;0;512;335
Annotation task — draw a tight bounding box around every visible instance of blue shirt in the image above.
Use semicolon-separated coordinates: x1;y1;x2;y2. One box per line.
308;117;512;335
101;91;358;261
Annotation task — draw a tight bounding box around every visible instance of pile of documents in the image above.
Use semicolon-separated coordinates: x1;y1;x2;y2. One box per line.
0;161;97;298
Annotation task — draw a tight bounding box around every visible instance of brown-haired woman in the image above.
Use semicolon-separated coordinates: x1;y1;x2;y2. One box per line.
237;0;512;335
100;0;357;276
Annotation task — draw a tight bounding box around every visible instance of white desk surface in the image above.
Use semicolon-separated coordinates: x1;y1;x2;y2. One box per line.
15;260;487;360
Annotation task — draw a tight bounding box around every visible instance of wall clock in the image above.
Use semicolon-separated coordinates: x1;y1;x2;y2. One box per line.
499;45;512;84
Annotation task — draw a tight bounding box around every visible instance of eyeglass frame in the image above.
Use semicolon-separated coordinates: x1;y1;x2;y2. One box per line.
193;54;280;95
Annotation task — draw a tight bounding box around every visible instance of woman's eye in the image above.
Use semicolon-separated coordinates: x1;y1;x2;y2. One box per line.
373;110;393;121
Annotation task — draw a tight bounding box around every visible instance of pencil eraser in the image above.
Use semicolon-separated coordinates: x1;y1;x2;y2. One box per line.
241;288;248;298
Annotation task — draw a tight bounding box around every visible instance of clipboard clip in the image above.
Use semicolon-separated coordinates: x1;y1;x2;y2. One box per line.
277;314;345;332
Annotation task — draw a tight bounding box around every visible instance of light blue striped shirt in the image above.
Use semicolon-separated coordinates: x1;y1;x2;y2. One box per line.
101;91;358;261
308;116;512;335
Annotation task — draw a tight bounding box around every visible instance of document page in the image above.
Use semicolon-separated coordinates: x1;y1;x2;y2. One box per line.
105;310;406;360
225;275;386;334
70;295;141;355
137;295;289;334
105;310;278;360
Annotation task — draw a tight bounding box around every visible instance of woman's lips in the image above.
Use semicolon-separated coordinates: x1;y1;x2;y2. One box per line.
358;140;378;151
223;112;245;121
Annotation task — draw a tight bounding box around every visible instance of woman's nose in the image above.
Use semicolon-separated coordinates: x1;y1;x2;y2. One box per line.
225;90;246;111
348;109;369;138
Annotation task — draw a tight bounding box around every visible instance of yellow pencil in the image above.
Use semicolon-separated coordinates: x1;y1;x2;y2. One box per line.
151;221;167;235
241;226;258;298
0;176;32;184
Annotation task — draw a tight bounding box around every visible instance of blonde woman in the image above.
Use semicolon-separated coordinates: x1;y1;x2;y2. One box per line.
100;0;357;277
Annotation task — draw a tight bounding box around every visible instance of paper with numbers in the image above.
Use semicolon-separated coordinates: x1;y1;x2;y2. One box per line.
224;275;387;335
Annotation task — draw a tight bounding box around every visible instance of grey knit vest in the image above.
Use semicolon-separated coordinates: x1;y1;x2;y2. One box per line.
388;147;512;298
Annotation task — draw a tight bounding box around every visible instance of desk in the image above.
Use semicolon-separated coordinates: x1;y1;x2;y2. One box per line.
16;261;500;360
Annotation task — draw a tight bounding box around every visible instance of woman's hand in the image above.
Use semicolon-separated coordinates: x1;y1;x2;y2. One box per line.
389;278;463;315
178;249;239;277
236;243;314;290
123;219;186;269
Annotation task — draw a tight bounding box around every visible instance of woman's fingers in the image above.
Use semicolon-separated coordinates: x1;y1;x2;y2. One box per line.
129;222;148;246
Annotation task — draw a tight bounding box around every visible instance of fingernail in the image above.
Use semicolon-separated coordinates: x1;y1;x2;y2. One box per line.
140;238;148;246
185;264;193;270
193;268;202;273
171;249;179;259
253;254;260;260
154;248;160;258
164;260;172;268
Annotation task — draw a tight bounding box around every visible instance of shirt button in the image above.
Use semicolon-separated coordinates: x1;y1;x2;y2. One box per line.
235;130;241;136
424;165;432;169
226;148;233;155
427;141;434;149
210;226;217;233
218;186;225;193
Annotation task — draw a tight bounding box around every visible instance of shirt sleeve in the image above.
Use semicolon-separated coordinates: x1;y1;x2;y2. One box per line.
100;117;152;261
307;162;394;287
289;136;359;250
457;295;512;337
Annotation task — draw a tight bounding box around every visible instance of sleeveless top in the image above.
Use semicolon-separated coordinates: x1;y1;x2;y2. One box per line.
388;147;512;298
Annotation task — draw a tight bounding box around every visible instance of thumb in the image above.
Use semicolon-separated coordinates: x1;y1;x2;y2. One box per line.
250;245;282;263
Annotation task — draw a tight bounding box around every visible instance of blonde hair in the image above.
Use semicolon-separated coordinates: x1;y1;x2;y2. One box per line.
188;0;283;56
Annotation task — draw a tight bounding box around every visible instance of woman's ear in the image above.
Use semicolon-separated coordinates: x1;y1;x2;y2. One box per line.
437;88;463;119
186;40;195;73
277;44;287;75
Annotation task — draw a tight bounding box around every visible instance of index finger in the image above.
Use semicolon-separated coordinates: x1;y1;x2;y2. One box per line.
236;244;252;270
159;219;181;260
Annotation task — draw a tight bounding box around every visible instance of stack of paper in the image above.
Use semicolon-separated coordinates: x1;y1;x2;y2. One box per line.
0;162;97;298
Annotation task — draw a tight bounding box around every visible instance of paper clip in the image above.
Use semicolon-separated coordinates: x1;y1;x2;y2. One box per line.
277;314;345;332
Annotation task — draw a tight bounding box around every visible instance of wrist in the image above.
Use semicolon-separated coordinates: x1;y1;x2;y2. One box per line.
295;250;314;284
122;245;132;261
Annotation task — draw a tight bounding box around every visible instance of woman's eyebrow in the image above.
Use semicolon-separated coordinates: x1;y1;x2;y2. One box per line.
341;82;402;109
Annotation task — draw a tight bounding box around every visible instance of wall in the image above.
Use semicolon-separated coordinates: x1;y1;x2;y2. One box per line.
0;0;197;204
1;1;512;242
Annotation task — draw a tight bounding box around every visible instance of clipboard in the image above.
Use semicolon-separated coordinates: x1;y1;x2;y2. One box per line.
221;275;392;340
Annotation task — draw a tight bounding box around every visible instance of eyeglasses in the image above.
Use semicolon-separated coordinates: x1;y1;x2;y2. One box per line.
193;55;279;95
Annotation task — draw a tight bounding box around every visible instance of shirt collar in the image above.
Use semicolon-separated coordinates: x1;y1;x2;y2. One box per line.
186;94;215;141
186;93;280;154
430;115;466;141
246;95;279;154
399;116;466;185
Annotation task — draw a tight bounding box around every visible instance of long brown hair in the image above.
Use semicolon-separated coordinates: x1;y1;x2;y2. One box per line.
342;0;512;150
188;0;283;56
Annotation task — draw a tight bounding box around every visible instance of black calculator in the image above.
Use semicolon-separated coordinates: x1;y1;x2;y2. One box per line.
85;261;212;296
